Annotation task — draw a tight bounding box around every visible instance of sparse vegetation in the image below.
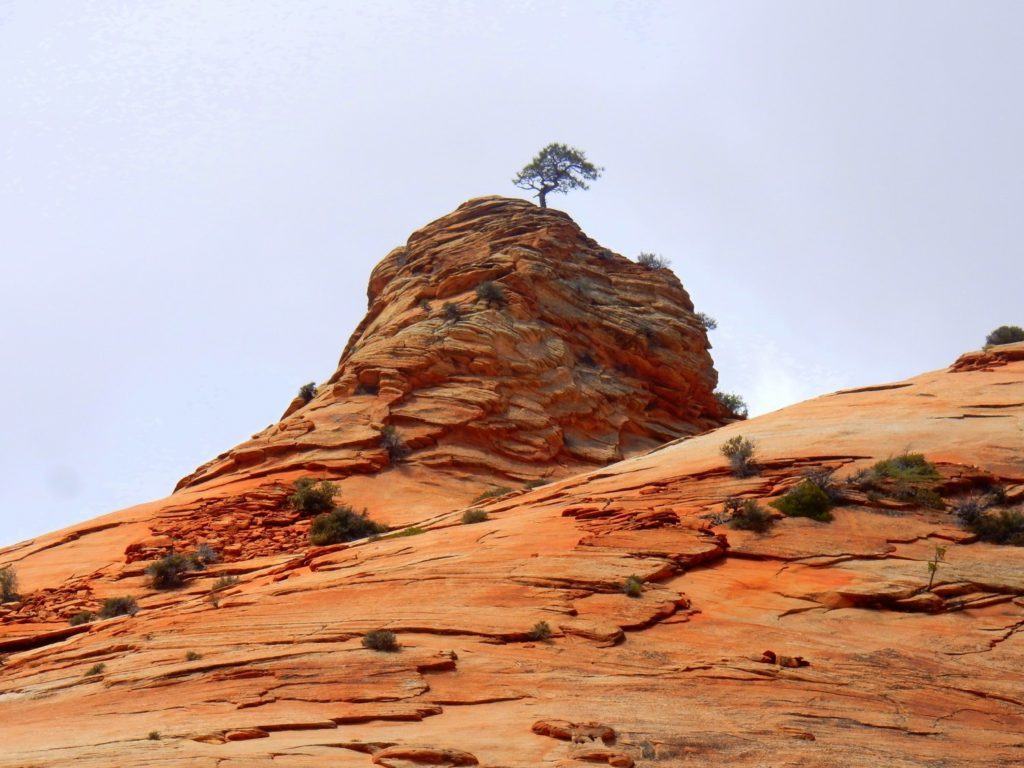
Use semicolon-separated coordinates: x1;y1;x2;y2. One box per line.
696;312;717;331
715;391;749;419
212;575;240;591
442;301;462;323
770;480;834;522
84;663;106;677
475;281;507;306
636;252;670;270
724;497;774;532
623;575;644;598
523;479;547;490
527;620;552;642
390;526;425;538
309;505;386;546
191;543;219;567
289;477;339;515
926;544;947;589
379;424;408;463
461;509;489;524
720;436;757;477
0;565;18;602
362;629;399;652
69;611;97;626
473;486;513;503
148;731;161;741
803;468;842;503
98;596;138;619
953;491;1024;545
848;454;944;509
185;650;202;661
512;143;602;208
298;382;317;403
986;325;1024;346
146;553;193;589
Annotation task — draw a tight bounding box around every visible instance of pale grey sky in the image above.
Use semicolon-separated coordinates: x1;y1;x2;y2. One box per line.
1;1;1021;545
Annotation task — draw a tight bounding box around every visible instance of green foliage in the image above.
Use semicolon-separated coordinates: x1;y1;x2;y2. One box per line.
185;650;202;661
212;575;239;591
636;252;670;270
623;575;644;598
926;544;947;589
720;436;757;477
461;509;489;524
523;479;547;490
475;281;507;306
850;454;944;509
379;425;408;463
289;477;339;515
84;663;106;677
362;629;399;652
803;468;842;503
69;611;97;626
871;454;939;483
512;143;602;208
191;544;219;567
309;505;386;546
715;391;749;419
770;480;834;522
725;497;774;532
964;507;1024;546
298;381;317;403
696;312;717;331
527;620;552;642
98;596;138;619
146;553;193;589
390;526;425;538
986;325;1024;346
473;486;513;503
0;565;18;602
442;301;462;323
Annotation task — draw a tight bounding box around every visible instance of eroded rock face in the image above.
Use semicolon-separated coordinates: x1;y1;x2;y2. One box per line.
177;196;725;492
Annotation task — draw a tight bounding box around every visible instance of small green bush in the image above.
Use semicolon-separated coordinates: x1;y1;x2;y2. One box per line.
527;620;552;642
461;509;489;524
379;425;408;463
390;526;425;538
986;325;1024;346
803;468;841;503
715;391;748;419
696;312;717;331
871;453;939;483
720;436;757;477
289;477;339;515
475;281;507;306
442;301;462;322
146;553;193;589
298;382;317;403
98;596;138;619
473;486;513;503
636;252;669;270
623;575;644;598
771;480;834;522
0;566;18;602
309;506;386;546
965;507;1024;546
69;611;97;626
84;663;106;677
725;498;774;532
362;629;399;652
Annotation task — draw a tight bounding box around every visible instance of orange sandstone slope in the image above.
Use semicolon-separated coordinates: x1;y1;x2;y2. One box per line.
0;206;1022;768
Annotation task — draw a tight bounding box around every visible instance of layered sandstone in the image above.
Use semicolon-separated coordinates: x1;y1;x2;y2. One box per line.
1;200;1023;767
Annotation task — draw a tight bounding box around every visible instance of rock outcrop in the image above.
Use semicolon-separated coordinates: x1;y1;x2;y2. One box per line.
1;200;1023;767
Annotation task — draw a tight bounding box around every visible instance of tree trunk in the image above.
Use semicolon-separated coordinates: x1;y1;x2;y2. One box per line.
538;189;547;208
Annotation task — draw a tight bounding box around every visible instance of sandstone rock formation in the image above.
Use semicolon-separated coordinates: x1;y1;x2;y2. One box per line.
1;199;1022;767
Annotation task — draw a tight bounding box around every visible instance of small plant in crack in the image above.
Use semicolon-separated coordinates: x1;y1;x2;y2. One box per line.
926;544;947;590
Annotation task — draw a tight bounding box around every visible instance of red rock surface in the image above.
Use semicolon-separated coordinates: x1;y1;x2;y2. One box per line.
1;200;1023;767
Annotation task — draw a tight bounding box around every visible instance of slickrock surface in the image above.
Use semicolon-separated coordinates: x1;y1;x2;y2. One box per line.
2;199;1023;766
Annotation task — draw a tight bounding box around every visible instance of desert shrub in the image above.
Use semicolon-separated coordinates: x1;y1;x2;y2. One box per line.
461;509;489;524
289;477;338;515
0;566;18;602
212;575;240;591
720;436;757;477
69;611;97;626
191;544;219;568
442;301;462;322
696;312;717;331
473;486;513;503
986;325;1024;346
99;596;138;619
84;663;106;677
309;505;386;546
851;454;944;509
147;553;193;589
527;620;552;641
715;391;748;419
724;497;774;532
623;575;644;598
185;650;202;661
362;629;399;652
636;252;670;270
298;382;317;403
379;425;408;463
872;453;939;483
148;731;161;741
475;280;507;306
803;468;842;503
771;480;834;522
390;526;425;538
961;505;1024;546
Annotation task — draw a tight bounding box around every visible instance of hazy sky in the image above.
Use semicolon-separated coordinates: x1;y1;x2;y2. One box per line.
1;1;1021;545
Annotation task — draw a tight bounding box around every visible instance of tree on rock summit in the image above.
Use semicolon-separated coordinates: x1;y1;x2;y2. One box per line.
513;143;602;208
